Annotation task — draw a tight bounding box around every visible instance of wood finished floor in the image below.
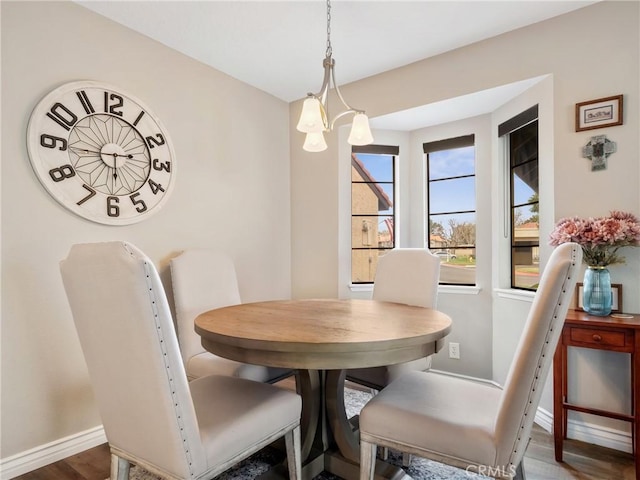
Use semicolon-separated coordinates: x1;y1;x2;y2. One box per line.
13;424;635;480
13;378;635;479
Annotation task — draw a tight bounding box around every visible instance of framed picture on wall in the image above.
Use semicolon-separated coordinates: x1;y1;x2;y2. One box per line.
575;95;623;132
576;283;623;313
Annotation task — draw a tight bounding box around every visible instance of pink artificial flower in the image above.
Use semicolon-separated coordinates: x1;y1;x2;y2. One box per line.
549;211;640;266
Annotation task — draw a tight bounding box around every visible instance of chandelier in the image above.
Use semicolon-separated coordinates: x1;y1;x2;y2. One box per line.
296;0;374;152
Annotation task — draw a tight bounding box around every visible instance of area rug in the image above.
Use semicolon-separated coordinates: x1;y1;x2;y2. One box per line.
112;388;488;479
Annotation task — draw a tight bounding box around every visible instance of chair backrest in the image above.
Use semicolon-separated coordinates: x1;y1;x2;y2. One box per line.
60;242;206;477
372;248;441;308
170;249;241;365
494;242;582;469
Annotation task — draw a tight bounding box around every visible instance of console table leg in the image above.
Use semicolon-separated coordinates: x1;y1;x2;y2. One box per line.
553;341;565;462
633;338;640;480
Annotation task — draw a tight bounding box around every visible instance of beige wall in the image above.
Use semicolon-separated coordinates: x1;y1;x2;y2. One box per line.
291;0;639;447
2;0;639;474
1;0;291;464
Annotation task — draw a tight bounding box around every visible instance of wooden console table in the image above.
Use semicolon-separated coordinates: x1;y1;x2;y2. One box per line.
554;309;640;479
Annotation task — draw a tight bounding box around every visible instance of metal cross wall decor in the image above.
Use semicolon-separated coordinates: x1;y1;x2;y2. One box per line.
582;135;617;171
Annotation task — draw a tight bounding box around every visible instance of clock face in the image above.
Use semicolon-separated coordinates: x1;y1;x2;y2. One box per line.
27;81;176;225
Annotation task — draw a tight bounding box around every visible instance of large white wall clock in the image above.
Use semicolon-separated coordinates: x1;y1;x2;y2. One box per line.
27;81;176;225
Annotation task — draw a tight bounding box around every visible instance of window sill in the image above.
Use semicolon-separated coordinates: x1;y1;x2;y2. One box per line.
348;284;481;295
494;288;536;303
438;285;481;295
349;284;373;293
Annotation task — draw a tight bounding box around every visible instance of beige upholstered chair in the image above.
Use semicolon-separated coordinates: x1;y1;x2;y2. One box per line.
170;249;292;383
61;242;301;480
347;248;441;389
359;242;582;480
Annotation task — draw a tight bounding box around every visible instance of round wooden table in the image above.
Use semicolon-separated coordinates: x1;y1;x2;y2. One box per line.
195;298;452;480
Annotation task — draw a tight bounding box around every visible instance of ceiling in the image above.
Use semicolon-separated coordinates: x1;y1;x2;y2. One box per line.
76;1;598;128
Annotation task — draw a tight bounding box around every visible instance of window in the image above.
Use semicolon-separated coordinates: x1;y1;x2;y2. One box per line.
499;106;539;290
351;145;397;283
424;135;476;285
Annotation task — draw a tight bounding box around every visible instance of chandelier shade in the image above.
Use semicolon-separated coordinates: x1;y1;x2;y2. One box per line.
303;131;328;152
296;97;325;133
348;113;374;146
297;0;373;152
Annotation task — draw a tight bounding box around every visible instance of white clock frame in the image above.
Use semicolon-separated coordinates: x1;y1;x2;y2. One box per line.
27;80;176;225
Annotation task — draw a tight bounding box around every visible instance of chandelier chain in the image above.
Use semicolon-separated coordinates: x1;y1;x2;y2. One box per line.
326;0;332;57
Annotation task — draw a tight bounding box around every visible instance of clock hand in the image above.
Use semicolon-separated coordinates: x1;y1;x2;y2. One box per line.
70;147;132;159
69;147;101;155
112;154;118;180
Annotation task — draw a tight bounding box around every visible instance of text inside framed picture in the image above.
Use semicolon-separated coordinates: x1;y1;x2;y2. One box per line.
575;94;623;132
575;283;623;313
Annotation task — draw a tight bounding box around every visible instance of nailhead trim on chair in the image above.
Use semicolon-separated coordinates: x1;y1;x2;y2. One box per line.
138;249;195;478
506;247;578;471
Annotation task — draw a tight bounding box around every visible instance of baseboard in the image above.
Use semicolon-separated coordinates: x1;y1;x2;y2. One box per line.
0;425;107;480
536;406;632;454
534;405;554;433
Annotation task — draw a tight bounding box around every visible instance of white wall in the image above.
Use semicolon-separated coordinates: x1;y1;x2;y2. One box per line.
1;0;291;463
408;115;493;378
491;76;555;384
291;0;639;448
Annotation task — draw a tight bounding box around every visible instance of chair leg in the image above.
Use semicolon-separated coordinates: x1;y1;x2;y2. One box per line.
378;446;389;460
285;425;302;480
514;461;526;480
110;454;130;480
360;440;376;480
378;447;410;465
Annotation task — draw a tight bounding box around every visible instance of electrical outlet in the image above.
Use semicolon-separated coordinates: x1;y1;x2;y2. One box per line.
449;342;460;359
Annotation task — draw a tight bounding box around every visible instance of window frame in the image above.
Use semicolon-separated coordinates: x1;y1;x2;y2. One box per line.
424;134;476;286
350;144;398;285
499;105;540;291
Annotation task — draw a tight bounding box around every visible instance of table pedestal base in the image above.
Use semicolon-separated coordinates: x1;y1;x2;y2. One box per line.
260;445;410;480
297;369;409;480
324;450;410;480
260;369;409;480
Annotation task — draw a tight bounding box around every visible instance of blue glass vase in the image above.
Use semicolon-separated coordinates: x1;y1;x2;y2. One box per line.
582;266;612;316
